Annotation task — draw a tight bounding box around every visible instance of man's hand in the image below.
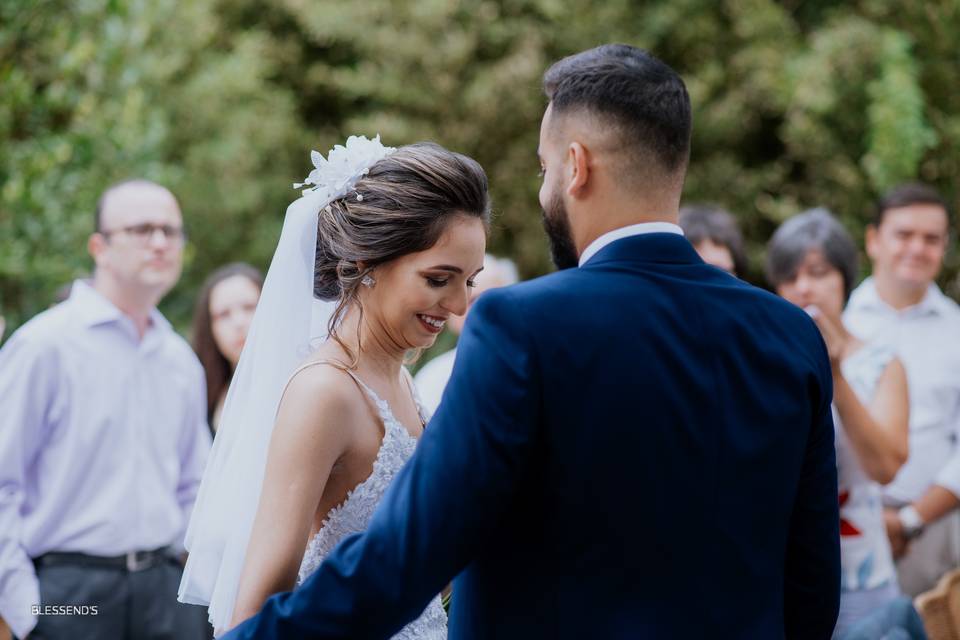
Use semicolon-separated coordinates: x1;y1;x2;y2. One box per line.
883;507;910;559
0;616;13;640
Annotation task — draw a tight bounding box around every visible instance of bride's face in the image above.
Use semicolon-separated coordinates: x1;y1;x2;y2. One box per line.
364;214;486;349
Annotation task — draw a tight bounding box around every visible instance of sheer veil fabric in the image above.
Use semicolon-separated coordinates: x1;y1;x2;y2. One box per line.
179;136;396;632
177;192;334;631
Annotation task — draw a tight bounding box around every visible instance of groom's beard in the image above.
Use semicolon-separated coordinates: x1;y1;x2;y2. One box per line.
541;192;579;270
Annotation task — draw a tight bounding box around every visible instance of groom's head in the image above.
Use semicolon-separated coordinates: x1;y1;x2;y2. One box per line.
538;45;691;268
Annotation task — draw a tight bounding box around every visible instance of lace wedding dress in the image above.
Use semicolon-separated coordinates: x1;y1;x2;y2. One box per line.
295;363;447;639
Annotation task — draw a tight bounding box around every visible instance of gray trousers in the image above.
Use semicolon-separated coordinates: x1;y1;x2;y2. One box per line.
28;559;211;640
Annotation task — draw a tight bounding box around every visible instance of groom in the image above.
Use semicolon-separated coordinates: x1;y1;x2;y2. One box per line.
225;45;840;639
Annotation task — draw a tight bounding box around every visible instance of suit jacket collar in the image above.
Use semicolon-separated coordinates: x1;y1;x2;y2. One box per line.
578;222;684;266
581;232;704;268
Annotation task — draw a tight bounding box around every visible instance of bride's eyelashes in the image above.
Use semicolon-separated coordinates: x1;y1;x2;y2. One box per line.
424;276;478;288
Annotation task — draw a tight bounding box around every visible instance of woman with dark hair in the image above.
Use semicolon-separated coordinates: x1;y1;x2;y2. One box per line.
767;208;923;639
180;137;489;638
679;204;747;275
192;263;263;432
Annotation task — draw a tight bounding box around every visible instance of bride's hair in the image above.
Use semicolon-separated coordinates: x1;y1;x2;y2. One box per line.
313;141;491;361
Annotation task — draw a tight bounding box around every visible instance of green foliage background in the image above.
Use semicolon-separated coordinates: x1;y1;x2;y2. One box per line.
2;0;959;347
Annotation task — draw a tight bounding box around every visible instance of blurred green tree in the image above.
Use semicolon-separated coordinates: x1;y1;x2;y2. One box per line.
252;0;958;288
0;0;302;334
2;0;958;350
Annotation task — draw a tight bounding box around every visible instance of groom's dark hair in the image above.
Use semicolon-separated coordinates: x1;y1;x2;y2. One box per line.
543;44;691;179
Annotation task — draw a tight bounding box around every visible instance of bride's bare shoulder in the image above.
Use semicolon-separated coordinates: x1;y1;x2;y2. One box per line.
284;357;362;406
274;356;366;445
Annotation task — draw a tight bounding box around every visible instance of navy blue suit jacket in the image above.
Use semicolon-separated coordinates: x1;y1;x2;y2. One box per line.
225;233;840;639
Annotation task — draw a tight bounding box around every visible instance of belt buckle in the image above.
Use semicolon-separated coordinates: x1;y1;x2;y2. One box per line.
125;551;152;572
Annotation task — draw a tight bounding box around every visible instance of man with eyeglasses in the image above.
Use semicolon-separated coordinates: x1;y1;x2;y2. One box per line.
0;180;212;639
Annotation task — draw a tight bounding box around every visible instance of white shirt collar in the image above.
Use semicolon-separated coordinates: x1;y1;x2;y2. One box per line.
847;276;949;317
578;222;684;267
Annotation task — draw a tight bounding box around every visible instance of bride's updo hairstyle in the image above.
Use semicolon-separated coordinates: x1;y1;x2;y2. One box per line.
313;141;491;357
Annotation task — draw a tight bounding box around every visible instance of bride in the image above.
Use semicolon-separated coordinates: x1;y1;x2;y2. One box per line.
179;136;489;637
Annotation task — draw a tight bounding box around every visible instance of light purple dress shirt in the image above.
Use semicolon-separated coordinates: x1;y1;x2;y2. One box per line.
0;280;211;637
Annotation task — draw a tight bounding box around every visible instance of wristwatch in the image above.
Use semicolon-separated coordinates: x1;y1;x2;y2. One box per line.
898;505;925;540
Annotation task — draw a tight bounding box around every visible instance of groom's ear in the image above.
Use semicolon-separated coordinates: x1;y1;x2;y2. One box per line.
565;141;590;199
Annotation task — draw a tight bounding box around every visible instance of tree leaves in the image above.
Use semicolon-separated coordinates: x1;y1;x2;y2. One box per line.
863;29;937;192
3;0;958;342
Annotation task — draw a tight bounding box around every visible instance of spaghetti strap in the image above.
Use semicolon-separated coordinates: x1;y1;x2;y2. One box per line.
285;358;341;381
279;358;388;418
280;359;420;431
281;358;350;393
401;367;429;426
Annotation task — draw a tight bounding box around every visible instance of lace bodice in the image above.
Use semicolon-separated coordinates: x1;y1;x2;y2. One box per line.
296;365;446;639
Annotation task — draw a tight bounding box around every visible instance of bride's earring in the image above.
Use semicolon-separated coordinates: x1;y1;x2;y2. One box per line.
361;274;376;288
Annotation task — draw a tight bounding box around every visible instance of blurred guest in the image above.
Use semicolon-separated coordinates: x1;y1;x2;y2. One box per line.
844;183;960;596
191;263;263;433
768;208;918;637
679;204;746;275
414;253;518;414
0;180;212;639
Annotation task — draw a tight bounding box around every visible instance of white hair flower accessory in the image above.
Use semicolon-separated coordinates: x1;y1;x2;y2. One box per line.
294;135;396;206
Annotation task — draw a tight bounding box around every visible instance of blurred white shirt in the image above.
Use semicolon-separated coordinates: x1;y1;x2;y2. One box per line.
844;277;960;503
414;349;457;417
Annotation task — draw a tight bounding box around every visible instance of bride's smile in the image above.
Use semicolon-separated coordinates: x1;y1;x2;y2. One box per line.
417;314;446;333
357;214;486;351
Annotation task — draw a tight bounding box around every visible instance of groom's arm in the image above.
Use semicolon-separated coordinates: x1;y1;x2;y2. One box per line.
784;333;840;639
223;288;541;639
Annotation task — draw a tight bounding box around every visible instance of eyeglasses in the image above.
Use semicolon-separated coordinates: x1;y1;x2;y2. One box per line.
100;223;186;245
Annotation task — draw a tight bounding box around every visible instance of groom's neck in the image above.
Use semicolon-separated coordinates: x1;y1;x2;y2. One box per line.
573;203;681;256
568;169;682;256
